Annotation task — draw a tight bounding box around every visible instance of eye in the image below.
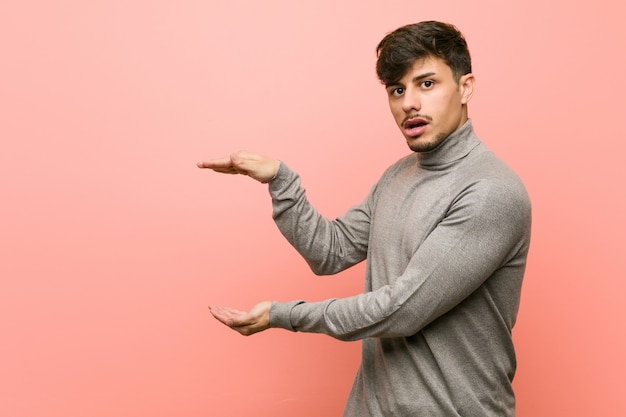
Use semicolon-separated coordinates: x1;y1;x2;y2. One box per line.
421;80;434;89
389;87;405;97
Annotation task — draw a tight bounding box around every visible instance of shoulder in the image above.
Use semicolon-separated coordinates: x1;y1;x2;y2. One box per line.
458;145;531;222
474;145;528;195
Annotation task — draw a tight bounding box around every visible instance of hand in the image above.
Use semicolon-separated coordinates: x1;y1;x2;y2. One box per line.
197;151;280;183
209;301;272;336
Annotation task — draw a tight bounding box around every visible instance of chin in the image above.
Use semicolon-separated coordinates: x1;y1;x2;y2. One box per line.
407;138;437;153
407;133;448;153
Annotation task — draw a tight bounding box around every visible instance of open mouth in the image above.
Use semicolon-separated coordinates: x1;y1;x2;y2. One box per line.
404;117;429;136
406;120;427;129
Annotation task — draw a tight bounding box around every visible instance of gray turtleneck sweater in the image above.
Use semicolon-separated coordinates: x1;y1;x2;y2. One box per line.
268;121;531;416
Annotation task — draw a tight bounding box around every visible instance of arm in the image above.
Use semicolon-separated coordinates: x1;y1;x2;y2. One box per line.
268;162;372;275
270;179;532;340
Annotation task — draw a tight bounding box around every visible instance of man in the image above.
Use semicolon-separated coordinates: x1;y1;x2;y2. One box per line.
198;21;531;416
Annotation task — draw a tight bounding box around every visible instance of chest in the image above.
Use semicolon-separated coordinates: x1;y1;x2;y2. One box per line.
367;169;461;281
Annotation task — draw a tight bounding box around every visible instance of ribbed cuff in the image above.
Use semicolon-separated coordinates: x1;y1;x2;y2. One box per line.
267;161;295;191
270;300;305;332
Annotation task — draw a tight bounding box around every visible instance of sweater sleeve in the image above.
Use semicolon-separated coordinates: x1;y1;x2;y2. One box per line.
269;173;532;341
268;161;371;275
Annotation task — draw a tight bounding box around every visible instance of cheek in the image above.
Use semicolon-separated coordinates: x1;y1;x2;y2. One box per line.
389;104;404;124
431;93;459;121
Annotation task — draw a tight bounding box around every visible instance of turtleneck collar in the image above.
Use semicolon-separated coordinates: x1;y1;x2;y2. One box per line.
416;119;480;169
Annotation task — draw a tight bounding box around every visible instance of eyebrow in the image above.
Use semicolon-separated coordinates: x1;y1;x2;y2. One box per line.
412;72;437;83
386;72;437;88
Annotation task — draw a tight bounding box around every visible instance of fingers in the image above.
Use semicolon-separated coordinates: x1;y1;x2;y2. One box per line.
196;156;232;168
208;305;244;326
208;305;252;328
197;152;252;170
196;153;250;176
197;151;279;183
208;302;271;336
196;156;239;175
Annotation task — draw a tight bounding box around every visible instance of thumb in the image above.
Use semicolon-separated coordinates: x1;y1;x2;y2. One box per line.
229;151;279;183
229;152;242;165
229;151;259;175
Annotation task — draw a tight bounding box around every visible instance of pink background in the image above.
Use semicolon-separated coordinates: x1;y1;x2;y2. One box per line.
2;1;625;416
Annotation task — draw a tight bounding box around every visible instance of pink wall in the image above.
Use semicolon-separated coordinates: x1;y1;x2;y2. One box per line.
2;1;625;415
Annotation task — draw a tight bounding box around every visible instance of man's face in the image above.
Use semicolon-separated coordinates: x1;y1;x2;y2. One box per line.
386;56;474;152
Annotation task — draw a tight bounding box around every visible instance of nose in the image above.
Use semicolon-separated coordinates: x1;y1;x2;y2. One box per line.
401;89;420;113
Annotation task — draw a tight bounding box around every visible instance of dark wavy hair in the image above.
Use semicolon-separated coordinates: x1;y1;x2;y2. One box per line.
376;21;472;85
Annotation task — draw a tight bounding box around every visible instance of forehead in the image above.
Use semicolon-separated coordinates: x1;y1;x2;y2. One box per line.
398;56;454;83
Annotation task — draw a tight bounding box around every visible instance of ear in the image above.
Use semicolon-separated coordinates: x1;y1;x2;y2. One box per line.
459;73;475;104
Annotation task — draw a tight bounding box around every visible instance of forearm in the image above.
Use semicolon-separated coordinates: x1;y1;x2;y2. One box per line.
269;290;399;341
269;162;370;275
